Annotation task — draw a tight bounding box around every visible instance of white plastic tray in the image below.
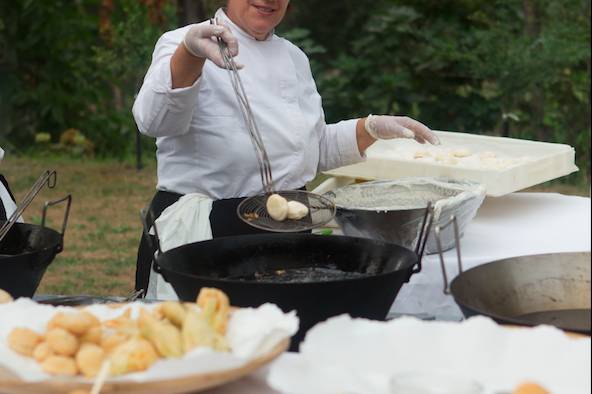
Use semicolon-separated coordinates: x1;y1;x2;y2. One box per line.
325;131;578;196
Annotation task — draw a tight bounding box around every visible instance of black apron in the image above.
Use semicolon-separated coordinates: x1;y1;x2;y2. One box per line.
135;189;307;292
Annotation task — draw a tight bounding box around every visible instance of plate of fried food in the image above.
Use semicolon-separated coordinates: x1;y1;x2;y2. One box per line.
0;288;298;394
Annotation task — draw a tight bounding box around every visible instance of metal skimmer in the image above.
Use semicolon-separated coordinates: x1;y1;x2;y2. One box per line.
211;18;335;232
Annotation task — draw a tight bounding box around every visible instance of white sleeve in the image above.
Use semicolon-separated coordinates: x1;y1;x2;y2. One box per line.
317;118;364;172
132;26;202;138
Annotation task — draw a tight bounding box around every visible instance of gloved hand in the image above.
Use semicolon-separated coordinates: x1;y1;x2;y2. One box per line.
183;23;241;69
364;114;440;145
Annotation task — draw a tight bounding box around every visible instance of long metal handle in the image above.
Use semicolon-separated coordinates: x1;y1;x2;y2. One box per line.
434;215;463;294
411;201;435;274
211;18;274;194
0;170;57;243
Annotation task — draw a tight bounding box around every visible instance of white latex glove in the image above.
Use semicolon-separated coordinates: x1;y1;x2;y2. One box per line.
183;23;241;69
365;114;440;145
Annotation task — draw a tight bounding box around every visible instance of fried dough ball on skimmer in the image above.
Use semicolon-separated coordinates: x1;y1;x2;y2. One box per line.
266;194;289;221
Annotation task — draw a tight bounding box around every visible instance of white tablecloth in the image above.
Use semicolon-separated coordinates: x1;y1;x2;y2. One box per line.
390;192;591;320
204;192;591;394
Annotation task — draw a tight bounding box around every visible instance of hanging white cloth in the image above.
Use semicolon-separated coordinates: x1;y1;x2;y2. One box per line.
0;147;23;222
146;193;213;300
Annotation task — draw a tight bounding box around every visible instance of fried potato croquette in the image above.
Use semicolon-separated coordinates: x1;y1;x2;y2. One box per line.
47;311;99;336
80;325;102;345
160;301;187;327
75;343;105;378
7;327;44;357
110;338;158;376
46;327;79;356
513;382;550;394
182;308;229;353
138;309;183;358
104;308;132;329
41;355;78;376
101;331;129;354
0;288;13;304
33;341;53;362
7;289;234;378
196;288;230;335
104;309;140;338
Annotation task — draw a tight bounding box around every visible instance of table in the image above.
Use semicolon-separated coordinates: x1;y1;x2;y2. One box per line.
208;192;592;393
390;192;591;320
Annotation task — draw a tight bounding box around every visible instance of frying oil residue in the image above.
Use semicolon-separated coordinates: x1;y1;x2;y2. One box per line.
231;266;370;283
331;181;461;211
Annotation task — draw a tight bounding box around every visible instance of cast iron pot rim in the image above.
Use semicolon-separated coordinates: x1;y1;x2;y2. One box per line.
155;233;419;286
449;258;592;335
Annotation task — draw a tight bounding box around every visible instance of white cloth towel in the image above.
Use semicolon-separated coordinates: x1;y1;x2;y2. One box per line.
146;193;213;300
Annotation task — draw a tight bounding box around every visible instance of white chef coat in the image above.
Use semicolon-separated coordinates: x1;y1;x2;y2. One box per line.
133;8;364;199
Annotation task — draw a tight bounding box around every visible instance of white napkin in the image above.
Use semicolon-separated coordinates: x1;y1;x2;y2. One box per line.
267;315;591;394
147;193;213;300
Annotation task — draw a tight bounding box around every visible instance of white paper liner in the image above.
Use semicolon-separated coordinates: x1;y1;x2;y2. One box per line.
267;315;591;394
0;298;298;383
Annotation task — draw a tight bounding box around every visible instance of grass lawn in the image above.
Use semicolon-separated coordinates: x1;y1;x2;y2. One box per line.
2;155;157;296
2;155;590;296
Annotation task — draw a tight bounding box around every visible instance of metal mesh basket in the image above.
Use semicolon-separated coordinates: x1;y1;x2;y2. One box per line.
237;190;336;232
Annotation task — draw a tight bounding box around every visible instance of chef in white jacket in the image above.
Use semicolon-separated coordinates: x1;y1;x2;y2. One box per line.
132;0;440;296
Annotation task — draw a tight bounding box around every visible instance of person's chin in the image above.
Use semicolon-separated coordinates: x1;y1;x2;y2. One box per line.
247;22;274;38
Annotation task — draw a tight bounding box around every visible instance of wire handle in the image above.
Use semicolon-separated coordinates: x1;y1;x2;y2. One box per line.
434;215;463;294
411;201;435;274
210;17;274;194
41;195;72;253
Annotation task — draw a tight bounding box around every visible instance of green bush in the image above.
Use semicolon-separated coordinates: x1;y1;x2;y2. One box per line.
0;0;176;158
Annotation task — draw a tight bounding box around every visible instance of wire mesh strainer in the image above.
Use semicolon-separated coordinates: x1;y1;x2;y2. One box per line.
212;18;335;232
237;190;336;232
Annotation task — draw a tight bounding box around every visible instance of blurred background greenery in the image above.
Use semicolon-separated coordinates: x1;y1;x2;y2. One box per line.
0;0;590;185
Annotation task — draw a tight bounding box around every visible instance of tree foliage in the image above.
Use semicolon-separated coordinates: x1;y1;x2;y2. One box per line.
0;0;176;157
281;0;590;181
0;0;589;181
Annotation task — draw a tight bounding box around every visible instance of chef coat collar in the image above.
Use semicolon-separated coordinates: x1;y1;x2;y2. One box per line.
215;8;275;42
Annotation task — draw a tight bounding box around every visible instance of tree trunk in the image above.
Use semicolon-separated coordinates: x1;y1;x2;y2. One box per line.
177;0;207;27
523;0;547;141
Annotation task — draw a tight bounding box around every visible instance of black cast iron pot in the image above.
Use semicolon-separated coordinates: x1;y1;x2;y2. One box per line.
142;202;431;350
0;196;71;298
